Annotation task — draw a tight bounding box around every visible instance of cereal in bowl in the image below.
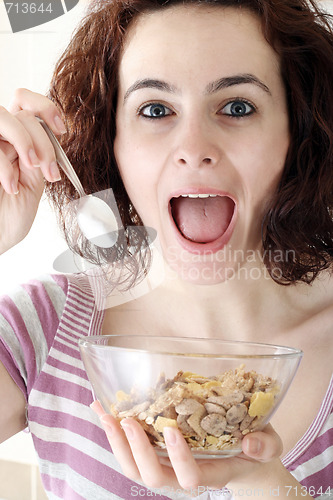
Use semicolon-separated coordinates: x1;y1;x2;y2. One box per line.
110;365;280;453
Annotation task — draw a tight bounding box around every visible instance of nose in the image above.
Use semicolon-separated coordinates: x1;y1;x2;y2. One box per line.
172;115;221;169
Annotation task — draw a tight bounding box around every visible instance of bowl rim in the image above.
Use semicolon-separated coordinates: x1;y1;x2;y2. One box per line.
78;335;303;359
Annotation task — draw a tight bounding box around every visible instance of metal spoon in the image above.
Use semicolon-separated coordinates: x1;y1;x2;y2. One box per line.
37;118;119;248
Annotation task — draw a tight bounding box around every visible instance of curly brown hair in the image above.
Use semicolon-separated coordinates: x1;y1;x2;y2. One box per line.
47;0;333;286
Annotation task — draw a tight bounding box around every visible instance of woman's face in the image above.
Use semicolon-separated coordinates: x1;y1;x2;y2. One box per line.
114;5;290;284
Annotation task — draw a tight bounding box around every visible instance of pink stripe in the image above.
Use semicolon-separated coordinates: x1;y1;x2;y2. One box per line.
35;437;171;500
66;299;92;317
41;474;85;500
46;355;88;379
289;427;333;471
292;428;333;466
51;338;81;360
59;319;88;337
29;407;108;449
51;274;69;295
298;461;333;492
65;297;92;316
31;373;93;405
56;332;81;349
283;375;333;467
70;278;94;296
87;298;104;337
68;287;93;306
56;326;86;344
62;312;91;330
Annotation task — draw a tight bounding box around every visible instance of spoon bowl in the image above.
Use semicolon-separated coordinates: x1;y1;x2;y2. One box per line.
37;118;119;248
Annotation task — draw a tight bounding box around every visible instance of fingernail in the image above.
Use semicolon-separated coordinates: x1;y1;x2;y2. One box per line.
246;437;261;456
11;181;19;195
54;115;67;134
100;416;114;437
49;161;61;181
28;149;40;167
163;427;177;446
90;401;104;417
120;420;135;440
101;422;113;437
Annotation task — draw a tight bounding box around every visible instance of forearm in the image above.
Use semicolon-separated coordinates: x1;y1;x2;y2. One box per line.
227;459;314;500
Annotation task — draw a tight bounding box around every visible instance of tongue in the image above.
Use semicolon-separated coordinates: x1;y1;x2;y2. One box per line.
171;196;234;243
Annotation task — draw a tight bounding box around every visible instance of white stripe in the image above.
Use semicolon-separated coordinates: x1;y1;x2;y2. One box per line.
42;362;92;391
282;376;333;467
61;311;91;329
318;412;333;437
8;285;49;374
291;444;333;482
29;403;216;500
30;389;92;418
55;326;84;343
30;414;190;500
67;291;94;309
48;347;85;371
0;314;27;383
30;421;124;476
39;458;124;500
52;333;83;353
37;275;67;320
63;307;92;323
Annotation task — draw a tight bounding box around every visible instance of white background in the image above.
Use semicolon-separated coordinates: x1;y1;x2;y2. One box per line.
0;0;332;468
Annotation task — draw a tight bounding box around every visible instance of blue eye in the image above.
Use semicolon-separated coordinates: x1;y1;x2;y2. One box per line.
222;100;254;117
139;103;172;119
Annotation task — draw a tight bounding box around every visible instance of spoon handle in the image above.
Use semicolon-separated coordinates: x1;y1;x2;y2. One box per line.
37;117;86;198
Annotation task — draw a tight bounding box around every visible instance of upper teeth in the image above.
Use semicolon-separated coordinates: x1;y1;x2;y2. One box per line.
180;194;217;198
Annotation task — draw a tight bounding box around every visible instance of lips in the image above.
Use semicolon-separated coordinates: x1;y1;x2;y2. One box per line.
169;191;236;252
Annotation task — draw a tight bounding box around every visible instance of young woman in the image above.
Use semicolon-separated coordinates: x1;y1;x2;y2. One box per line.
0;0;332;498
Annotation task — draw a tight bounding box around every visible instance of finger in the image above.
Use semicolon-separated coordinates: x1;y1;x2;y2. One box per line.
163;427;204;490
90;400;106;418
15;112;61;183
0;106;40;170
120;418;177;490
9;88;66;135
242;424;283;462
0;149;19;194
100;415;141;482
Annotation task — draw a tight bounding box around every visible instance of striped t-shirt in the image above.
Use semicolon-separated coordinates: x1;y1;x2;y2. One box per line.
0;274;332;500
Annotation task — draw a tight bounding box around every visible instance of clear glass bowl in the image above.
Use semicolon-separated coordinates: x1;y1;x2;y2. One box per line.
79;335;302;458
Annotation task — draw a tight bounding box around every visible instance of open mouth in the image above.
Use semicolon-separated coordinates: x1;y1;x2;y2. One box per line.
170;193;236;245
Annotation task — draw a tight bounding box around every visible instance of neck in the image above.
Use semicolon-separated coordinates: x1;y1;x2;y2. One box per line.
156;259;287;340
102;250;331;343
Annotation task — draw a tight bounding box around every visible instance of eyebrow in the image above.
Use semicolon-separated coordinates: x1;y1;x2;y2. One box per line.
123;73;271;102
123;79;177;102
206;74;271;95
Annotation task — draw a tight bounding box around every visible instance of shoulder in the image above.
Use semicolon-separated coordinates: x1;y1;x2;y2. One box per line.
0;274;69;321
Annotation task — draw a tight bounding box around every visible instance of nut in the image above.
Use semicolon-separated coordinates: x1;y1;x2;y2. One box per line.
226;404;248;425
177;414;195;435
200;414;227;437
187;407;207;439
239;413;255;432
175;398;204;415
204;402;227;415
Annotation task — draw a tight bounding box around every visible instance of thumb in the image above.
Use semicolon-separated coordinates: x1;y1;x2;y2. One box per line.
242;424;283;462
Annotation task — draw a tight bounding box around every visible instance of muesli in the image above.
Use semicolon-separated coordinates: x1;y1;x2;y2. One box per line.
110;365;280;452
